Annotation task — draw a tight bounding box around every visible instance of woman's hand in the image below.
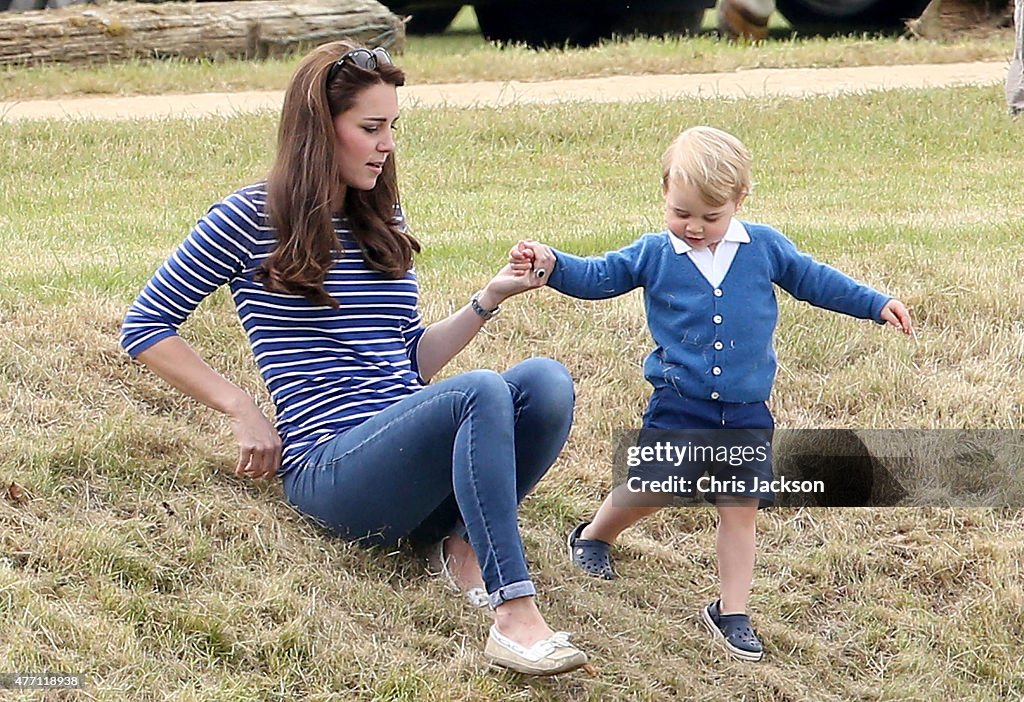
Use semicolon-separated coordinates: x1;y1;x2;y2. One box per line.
226;397;282;479
479;239;555;303
415;240;558;379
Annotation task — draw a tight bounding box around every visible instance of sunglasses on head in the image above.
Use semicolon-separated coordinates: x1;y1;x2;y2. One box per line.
326;47;393;84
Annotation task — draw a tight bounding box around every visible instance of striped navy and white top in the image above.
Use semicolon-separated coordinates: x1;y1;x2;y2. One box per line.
120;183;426;473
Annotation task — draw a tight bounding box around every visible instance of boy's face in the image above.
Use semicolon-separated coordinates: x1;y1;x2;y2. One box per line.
663;180;745;251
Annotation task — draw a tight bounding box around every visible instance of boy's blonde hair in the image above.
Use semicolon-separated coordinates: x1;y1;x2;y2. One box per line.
661;126;752;207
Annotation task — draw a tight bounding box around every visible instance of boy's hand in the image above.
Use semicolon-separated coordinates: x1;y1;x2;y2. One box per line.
508;241;534;276
880;299;913;335
509;240;556;283
484;240;557;303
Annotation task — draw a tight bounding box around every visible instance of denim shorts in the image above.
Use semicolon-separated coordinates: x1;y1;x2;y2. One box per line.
630;388;775;507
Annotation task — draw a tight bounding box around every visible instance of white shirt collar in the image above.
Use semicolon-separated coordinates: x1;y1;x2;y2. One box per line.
669;217;750;254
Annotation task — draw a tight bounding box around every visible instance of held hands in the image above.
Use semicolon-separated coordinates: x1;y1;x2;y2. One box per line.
508;240;555;282
480;240;557;306
880;299;914;335
227;398;282;480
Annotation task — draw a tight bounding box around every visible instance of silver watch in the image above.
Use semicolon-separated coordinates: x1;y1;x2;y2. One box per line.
470;291;501;320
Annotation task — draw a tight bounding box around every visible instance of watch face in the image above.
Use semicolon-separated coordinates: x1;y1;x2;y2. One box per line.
472;294;498;320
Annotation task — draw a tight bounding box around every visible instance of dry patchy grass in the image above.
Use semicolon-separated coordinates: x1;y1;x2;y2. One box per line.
2;86;1023;699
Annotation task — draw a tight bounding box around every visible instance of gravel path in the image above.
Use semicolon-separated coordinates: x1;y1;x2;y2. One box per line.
0;60;1007;121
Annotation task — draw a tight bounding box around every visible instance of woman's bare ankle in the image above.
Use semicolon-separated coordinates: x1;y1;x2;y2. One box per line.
443;536;484;590
493;598;555;648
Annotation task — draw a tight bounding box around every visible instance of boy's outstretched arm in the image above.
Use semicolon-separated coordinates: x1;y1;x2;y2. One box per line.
769;229;912;332
509;238;645;299
880;299;914;335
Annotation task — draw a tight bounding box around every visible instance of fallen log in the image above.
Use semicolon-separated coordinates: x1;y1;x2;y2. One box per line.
906;0;1012;41
0;0;404;66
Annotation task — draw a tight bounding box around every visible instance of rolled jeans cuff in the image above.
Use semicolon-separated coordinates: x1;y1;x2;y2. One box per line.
488;580;536;609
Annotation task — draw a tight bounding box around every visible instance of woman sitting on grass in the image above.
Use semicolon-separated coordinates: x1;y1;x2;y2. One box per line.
120;40;585;677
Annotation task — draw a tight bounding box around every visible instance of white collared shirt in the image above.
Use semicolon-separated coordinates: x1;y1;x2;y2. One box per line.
668;218;750;288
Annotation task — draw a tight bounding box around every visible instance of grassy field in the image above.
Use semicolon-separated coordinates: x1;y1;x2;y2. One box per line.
2;64;1024;700
0;6;1014;100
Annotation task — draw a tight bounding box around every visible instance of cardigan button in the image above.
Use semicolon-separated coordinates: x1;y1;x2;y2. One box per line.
710;391;720;400
712;366;722;376
713;288;723;297
712;314;723;324
714;341;724;350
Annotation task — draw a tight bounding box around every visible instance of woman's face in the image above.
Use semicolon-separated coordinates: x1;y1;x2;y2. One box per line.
333;82;400;192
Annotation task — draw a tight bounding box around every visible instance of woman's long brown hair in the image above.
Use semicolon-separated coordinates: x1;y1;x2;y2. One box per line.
262;41;419;306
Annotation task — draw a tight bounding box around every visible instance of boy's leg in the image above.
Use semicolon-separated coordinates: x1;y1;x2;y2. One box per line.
712;399;772;613
715;497;758;613
700;496;764;661
581;484;670;543
573;391;717;573
569;484;674;579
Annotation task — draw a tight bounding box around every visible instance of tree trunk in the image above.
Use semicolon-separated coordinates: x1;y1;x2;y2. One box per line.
0;0;405;66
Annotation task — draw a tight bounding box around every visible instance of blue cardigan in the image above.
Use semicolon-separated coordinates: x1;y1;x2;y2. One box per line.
547;221;890;403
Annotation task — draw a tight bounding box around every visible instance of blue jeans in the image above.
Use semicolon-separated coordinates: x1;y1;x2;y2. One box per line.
281;357;575;609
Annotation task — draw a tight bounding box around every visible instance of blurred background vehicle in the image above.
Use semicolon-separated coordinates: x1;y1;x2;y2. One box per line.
2;0;995;48
388;0;932;44
390;0;716;46
774;0;931;34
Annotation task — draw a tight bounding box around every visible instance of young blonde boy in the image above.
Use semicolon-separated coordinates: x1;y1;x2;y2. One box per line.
511;126;912;662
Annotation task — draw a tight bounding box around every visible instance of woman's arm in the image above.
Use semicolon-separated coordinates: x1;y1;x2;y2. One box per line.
135;336;282;478
122;191;280;477
415;263;541;383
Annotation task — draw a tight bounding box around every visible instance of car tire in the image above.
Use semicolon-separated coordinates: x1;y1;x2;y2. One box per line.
474;0;614;47
775;0;931;34
611;9;705;37
394;5;461;34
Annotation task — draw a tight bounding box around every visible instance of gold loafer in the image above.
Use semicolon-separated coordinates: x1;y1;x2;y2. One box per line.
484;625;588;676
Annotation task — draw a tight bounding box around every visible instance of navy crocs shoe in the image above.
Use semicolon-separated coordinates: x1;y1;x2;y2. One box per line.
566;522;617;580
700;600;764;662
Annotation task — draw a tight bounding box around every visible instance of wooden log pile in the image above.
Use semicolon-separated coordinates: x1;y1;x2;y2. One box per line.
906;0;1013;40
0;0;405;66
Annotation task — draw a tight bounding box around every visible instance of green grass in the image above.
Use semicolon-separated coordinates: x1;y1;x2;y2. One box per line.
0;6;1013;100
2;85;1024;699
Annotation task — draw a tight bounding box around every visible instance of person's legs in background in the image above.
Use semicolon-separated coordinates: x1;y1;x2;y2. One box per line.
718;0;776;40
1008;0;1024;116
